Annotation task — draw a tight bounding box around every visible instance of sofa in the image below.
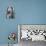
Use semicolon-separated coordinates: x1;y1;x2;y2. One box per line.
21;29;45;41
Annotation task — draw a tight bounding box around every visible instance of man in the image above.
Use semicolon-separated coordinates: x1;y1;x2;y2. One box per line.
8;32;16;41
6;6;14;19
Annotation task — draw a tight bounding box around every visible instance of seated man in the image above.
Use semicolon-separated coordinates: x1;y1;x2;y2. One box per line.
21;29;28;40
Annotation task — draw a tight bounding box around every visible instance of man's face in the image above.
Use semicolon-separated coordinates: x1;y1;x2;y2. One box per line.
7;6;13;15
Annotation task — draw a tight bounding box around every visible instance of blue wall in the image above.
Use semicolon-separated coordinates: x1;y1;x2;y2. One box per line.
16;0;46;24
0;0;46;44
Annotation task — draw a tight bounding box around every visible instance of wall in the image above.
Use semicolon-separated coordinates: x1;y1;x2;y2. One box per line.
16;0;46;24
0;0;17;44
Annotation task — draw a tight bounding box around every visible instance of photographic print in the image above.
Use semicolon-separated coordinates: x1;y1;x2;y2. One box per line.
6;5;15;19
